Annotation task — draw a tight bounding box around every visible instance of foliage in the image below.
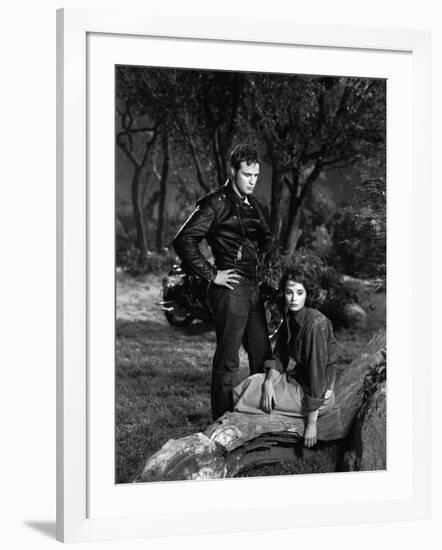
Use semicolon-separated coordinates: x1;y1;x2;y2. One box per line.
173;69;248;189
296;183;336;256
326;141;386;279
247;74;386;253
327;206;386;279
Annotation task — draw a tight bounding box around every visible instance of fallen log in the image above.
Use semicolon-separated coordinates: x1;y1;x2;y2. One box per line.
135;330;386;482
342;381;387;471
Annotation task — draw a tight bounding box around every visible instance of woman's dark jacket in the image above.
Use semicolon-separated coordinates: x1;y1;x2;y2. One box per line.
264;307;338;412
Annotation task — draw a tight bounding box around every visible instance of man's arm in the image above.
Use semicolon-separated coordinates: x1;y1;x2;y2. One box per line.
173;198;241;289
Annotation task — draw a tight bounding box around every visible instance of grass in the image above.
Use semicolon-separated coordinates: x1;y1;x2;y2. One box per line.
116;316;216;482
115;271;384;483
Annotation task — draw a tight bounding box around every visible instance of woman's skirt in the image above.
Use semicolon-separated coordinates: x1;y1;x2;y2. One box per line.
232;372;335;417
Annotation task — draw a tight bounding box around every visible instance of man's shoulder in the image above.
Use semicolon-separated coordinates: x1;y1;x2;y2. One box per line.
196;183;230;209
248;193;265;208
248;193;270;221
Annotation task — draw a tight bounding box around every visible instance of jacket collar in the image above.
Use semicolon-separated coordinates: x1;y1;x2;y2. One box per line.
225;178;255;207
288;306;308;329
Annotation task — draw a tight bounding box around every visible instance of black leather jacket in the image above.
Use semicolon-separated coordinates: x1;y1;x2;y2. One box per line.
173;181;273;281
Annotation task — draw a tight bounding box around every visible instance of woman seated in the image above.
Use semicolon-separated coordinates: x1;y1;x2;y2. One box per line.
233;267;338;447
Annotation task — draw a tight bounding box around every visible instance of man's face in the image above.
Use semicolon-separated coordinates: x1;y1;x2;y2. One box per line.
232;161;260;195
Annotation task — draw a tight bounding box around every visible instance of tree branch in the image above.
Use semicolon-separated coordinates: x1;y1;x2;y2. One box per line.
140;134;156;168
184;124;211;193
298;157;323;204
116;134;139;168
283;173;294;194
118;125;157;136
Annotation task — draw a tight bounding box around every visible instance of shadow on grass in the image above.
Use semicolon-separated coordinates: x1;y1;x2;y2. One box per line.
183;320;214;336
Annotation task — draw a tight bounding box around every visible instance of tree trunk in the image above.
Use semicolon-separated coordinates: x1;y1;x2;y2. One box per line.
270;163;284;251
156;134;169;252
131;167;149;263
283;171;302;255
283;164;321;255
284;210;303;256
283;194;303;256
213;129;227;187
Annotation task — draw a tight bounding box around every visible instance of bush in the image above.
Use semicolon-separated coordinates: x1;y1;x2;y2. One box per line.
326;206;385;280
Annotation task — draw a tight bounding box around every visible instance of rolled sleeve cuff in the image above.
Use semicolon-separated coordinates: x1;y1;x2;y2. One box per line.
264;358;284;373
302;394;325;412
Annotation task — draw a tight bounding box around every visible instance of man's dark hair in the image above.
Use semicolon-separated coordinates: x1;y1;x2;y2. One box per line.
279;266;323;309
229;144;260;171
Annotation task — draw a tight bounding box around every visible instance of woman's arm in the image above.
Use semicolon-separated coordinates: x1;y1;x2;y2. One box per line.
260;321;289;413
301;320;331;412
304;410;319;447
301;318;333;446
303;392;334;447
261;367;280;413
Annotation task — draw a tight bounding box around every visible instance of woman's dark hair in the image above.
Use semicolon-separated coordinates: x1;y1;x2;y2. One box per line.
279;266;323;309
229;144;260;170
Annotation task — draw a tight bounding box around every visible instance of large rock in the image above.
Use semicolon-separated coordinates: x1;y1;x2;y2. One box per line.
135;330;386;482
342;302;368;330
342;381;386;471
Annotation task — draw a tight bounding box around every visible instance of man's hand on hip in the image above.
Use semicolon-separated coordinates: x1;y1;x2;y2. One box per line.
213;269;241;289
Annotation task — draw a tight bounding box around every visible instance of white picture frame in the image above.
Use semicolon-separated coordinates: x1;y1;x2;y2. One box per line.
56;6;431;543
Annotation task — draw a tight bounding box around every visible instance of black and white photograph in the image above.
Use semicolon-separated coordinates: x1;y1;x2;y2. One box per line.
115;65;387;484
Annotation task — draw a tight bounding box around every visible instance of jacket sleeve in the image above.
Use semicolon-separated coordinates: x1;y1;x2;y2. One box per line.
264;319;289;373
172;198;218;281
301;320;330;412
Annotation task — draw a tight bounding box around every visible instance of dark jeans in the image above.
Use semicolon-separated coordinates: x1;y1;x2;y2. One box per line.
208;277;271;419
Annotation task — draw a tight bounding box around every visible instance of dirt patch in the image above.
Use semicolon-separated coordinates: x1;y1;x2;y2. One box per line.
116;270;166;323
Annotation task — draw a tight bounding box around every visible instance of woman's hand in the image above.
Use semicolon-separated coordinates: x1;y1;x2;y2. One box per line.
304;422;317;447
261;380;277;413
304;409;319;447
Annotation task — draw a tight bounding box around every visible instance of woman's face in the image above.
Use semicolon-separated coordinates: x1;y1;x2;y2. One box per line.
284;280;307;312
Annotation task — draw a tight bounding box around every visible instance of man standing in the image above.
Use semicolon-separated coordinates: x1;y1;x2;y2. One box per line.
173;144;273;419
